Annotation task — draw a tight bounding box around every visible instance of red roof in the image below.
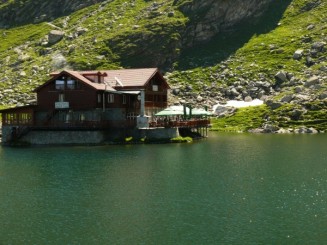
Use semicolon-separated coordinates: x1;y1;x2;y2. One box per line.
67;70;115;91
78;68;161;88
45;68;169;91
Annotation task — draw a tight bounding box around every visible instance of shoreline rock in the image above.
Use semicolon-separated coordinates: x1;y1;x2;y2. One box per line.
248;126;321;134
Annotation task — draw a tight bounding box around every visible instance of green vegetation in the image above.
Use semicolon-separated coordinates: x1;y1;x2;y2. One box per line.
0;0;326;131
125;136;133;142
211;105;269;132
170;136;193;143
0;24;50;52
269;103;327;132
211;102;327;132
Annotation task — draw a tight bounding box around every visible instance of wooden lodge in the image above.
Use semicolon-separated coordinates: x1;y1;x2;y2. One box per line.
0;68;211;144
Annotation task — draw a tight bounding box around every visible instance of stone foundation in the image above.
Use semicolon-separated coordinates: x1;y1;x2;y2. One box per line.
1;126;180;145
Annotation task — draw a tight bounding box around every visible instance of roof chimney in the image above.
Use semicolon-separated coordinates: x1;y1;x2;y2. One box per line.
96;71;108;83
97;71;102;84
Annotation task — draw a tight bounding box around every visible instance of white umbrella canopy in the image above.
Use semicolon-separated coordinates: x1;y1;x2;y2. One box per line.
155;106;211;116
155;106;189;116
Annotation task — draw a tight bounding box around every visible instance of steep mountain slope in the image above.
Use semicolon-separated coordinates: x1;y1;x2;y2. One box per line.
0;0;326;132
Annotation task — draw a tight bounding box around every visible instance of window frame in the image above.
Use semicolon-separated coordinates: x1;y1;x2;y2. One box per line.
66;80;76;90
97;94;102;103
108;93;114;103
55;80;65;90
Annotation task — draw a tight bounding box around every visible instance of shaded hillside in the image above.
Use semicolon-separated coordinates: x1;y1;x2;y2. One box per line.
178;0;293;69
0;0;105;27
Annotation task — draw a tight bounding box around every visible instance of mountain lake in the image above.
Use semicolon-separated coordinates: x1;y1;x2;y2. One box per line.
0;132;326;244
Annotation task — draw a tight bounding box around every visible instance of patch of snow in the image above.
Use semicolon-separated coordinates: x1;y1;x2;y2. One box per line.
213;99;264;112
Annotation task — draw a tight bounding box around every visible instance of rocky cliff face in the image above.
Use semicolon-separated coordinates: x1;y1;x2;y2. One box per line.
176;0;274;47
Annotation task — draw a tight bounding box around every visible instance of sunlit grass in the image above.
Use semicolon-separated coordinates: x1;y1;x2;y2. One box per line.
211;105;269;132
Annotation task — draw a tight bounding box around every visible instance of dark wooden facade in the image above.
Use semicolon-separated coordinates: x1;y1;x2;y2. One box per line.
1;106;35;126
1;68;169;128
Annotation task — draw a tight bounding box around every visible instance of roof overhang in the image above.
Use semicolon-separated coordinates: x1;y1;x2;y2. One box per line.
0;105;37;113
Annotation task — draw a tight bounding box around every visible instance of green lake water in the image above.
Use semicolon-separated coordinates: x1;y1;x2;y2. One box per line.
0;133;326;244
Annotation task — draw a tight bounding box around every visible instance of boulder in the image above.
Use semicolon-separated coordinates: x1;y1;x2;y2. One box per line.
290;109;303;120
244;96;252;102
293;49;303;60
266;100;282;109
305;76;320;87
275;71;288;84
319;66;327;72
305;56;315;67
48;30;64;44
248;128;265;133
294;94;310;101
295;127;318;134
276;128;292;134
230;87;240;96
311;41;326;52
319;92;327;100
261;81;272;90
262;123;279;133
294;86;303;93
242;90;249;97
301;35;312;43
168;11;175;17
76;27;88;36
185;84;193;91
280;94;294;103
307;128;319;134
51;53;67;70
18;53;31;62
306;24;315;30
172;88;180;96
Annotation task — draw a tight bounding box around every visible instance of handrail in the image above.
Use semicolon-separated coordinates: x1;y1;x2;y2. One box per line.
149;119;210;128
32;119;137;129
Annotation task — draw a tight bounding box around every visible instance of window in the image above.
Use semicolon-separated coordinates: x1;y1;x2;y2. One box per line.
55;80;65;90
152;85;158;91
98;94;102;103
122;95;126;104
59;93;65;102
108;94;114;103
79;113;85;121
67;80;76;90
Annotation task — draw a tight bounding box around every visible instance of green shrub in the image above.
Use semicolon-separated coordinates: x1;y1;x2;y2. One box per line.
170;136;193;143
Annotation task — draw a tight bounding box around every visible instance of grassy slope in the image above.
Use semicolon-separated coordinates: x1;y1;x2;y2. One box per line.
170;0;326;132
0;0;326;131
230;0;326;77
0;0;184;92
211;105;269;132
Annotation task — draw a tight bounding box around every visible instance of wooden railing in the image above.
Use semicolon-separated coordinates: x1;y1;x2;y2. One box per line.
32;120;136;129
149;119;210;128
4;118;210;131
